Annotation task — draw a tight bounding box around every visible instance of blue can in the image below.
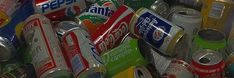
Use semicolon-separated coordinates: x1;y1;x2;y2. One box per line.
0;0;34;62
129;8;186;57
227;63;234;78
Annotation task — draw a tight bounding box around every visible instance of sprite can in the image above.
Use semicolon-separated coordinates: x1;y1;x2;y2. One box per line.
101;39;148;77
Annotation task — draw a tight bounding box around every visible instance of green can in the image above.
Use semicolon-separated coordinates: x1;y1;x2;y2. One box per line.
188;28;227;62
194;29;226;50
101;39;148;77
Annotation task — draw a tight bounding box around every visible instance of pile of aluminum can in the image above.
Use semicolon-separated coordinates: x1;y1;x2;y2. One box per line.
0;0;234;78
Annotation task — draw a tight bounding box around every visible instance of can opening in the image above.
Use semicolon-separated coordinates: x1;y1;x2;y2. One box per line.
198;29;225;41
199;57;210;64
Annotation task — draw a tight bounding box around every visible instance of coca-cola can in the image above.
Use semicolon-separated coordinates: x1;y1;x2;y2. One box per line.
190;49;225;78
91;5;134;54
23;14;72;78
61;27;106;78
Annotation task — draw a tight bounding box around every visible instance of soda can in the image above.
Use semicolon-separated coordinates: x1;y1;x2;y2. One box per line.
201;0;234;31
0;64;37;78
101;39;148;77
170;7;202;56
55;21;80;40
162;59;195;78
76;0;120;34
150;0;170;18
113;65;154;78
0;0;34;62
171;7;202;39
34;0;86;21
138;39;172;75
190;49;225;78
91;5;134;54
130;8;186;57
61;27;106;78
23;14;72;78
191;28;227;59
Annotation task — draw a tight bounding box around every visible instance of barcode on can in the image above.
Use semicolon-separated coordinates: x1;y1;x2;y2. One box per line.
208;2;225;19
71;54;84;74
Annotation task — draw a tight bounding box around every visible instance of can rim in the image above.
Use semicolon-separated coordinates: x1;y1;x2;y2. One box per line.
192;49;223;66
134;66;153;78
166;30;185;57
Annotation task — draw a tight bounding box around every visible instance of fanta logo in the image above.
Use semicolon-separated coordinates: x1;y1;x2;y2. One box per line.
153;26;165;41
40;0;77;13
85;6;114;17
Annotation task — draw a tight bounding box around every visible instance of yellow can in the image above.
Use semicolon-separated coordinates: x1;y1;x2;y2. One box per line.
201;0;234;31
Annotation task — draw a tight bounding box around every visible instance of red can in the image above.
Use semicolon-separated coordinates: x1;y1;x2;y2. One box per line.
190;49;225;78
91;5;134;54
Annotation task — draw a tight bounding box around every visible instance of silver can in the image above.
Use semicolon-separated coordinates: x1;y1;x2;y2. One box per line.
171;7;202;40
0;37;15;62
55;21;80;40
150;0;170;18
23;14;72;78
61;27;106;78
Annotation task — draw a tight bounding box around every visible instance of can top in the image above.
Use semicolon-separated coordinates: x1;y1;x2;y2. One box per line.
192;49;223;65
134;66;153;78
172;7;202;23
198;29;225;41
0;36;14;62
56;21;80;37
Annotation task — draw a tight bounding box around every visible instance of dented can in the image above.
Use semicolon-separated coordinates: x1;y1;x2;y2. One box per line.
163;59;195;78
61;27;106;78
91;5;134;54
34;0;86;21
76;0;120;34
190;49;225;78
130;8;186;57
23;14;72;78
55;21;80;40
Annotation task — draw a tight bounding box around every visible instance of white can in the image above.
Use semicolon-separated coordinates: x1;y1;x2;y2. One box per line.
171;7;202;49
23;14;72;78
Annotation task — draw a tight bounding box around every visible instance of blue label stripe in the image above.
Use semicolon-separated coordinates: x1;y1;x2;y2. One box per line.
135;12;172;48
